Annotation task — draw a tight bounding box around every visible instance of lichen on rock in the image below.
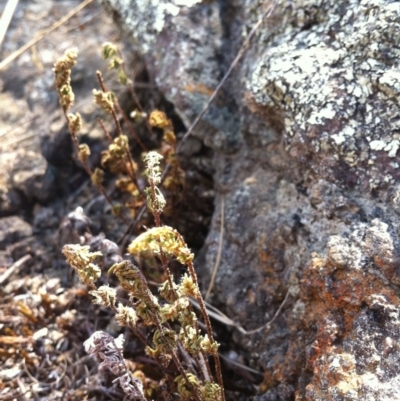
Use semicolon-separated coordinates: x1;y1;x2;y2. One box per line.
248;0;400;190
101;0;400;399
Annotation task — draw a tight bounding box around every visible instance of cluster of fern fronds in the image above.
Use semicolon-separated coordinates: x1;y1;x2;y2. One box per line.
55;47;225;400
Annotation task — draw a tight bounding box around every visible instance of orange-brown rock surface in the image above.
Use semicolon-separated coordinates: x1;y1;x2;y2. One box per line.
102;0;400;399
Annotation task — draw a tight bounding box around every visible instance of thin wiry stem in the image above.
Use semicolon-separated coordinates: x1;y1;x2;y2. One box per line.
177;0;277;151
149;177;161;227
97;118;113;143
96;71;143;196
205;196;224;301
58;97;128;226
0;0;95;70
96;70;124;138
116;47;157;143
186;260;225;401
118;0;278;248
113;96;147;151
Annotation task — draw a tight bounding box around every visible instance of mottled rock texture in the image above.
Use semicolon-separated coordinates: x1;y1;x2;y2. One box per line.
102;0;400;399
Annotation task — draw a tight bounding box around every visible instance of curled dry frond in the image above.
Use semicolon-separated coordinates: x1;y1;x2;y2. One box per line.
136;299;159;326
68;112;82;134
108;57;123;70
54;47;78;73
101;135;132;174
143;151;163;185
148;110;171;130
90;285;117;308
54;48;78;111
179;309;198;329
144;186;166;214
93;89;115;113
59;84;75;110
175;373;201;400
128;226;194;265
115;304;139;327
149;110;176;148
116;176;137;193
62;244;102;286
179;273;198;297
101;42;118;59
179;326;200;354
91;167;104;185
101;43;128;83
199;334;219;355
53;47;78;87
159;280;179;303
160;297;189;323
118;69;129;85
78;143;91;163
113;372;146;401
84;331;146;401
150;328;177;356
201;382;222;401
109;260;152;299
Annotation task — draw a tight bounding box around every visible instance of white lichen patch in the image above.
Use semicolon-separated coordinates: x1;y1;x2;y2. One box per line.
327;235;363;271
307;103;336;125
384;140;400;158
247;0;400;189
174;0;202;6
369;140;386;151
103;0;205;54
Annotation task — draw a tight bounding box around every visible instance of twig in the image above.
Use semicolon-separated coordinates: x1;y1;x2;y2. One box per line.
0;254;31;286
176;0;277;153
243;290;290;335
65;9;103;33
67;176;90;204
22;358;39;383
0;0;95;71
97;118;113;143
191;289;291;336
0;116;37;139
218;353;263;376
205;196;224;301
0;0;19;48
0;131;37;147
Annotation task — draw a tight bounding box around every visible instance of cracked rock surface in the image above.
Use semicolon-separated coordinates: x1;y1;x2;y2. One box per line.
102;0;400;399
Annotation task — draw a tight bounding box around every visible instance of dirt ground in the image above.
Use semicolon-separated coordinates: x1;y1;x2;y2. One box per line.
0;1;247;400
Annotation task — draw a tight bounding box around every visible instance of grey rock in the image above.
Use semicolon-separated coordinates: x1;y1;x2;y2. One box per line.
0;216;32;250
102;0;400;399
10;150;56;204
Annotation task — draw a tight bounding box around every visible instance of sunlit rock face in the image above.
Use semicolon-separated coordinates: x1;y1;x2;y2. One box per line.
102;0;400;399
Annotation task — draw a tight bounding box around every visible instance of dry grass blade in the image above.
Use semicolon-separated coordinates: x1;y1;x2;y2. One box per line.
205;196;224;301
191;289;291;336
0;0;94;71
219;353;262;376
0;254;31;286
0;336;33;345
176;0;278;152
0;0;19;48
